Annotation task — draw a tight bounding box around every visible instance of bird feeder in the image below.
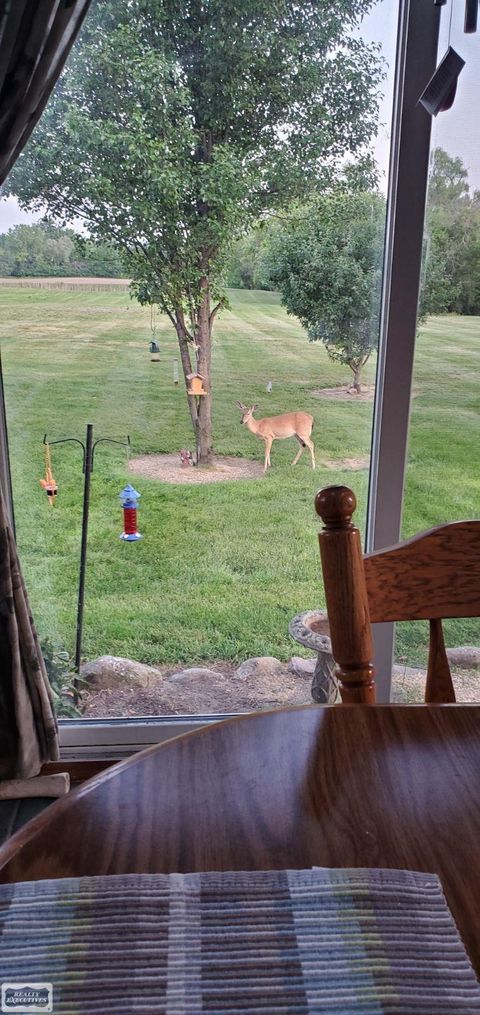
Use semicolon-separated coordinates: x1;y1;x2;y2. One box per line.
40;476;58;505
149;340;160;362
119;484;142;541
186;371;207;396
39;439;58;505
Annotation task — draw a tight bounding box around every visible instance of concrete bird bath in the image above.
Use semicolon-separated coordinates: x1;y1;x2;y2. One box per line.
288;610;338;703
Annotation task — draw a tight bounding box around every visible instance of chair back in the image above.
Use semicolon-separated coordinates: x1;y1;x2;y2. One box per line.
316;485;480;703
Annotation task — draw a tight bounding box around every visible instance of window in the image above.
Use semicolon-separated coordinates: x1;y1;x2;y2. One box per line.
0;1;454;751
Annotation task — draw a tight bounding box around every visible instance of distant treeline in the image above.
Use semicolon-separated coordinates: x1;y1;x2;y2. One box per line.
0;222;124;277
227;149;480;318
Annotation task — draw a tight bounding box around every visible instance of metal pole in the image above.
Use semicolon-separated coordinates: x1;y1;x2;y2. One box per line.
75;422;93;675
0;351;15;534
195;400;200;465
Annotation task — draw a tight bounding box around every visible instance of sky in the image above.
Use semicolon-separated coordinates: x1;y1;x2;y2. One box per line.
433;0;480;192
1;0;479;234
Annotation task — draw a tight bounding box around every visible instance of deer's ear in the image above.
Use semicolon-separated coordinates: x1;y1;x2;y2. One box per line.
236;401;246;410
251;404;259;411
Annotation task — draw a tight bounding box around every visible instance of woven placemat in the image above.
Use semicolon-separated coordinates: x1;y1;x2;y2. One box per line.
1;868;479;1013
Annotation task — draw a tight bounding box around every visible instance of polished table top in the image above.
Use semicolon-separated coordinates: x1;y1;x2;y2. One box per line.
1;704;480;974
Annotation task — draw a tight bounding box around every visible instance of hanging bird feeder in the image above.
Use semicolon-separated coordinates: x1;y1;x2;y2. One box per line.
149;340;160;362
119;484;142;541
39;438;58;505
149;303;160;361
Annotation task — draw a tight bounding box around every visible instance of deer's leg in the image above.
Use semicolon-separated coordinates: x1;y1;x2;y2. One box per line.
264;436;273;471
305;436;315;469
292;435;305;466
298;433;315;469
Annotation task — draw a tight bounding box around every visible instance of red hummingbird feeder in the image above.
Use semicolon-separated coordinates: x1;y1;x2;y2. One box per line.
119;484;142;541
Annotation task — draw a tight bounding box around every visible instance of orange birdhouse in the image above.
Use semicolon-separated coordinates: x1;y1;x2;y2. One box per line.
187;372;207;396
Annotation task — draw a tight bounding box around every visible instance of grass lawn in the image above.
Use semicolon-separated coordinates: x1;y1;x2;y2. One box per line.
0;285;478;669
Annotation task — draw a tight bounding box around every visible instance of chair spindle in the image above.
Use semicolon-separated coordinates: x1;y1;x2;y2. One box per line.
426;618;456;703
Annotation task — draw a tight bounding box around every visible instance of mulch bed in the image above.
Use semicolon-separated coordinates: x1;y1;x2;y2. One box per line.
128;453;264;484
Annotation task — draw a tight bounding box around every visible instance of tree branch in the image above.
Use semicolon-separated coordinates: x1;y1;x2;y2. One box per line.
209;301;224;330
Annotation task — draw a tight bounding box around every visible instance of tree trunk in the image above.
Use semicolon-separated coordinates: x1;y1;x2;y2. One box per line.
195;276;213;465
349;363;362;393
175;309;198;435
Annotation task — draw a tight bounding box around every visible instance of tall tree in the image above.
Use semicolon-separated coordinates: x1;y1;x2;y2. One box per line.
3;0;382;462
265;191;385;390
421;148;480;317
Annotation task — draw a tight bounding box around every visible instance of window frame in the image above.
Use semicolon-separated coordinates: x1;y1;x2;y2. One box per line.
366;0;440;700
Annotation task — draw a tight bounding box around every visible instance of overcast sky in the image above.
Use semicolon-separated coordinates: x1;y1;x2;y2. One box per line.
1;0;479;234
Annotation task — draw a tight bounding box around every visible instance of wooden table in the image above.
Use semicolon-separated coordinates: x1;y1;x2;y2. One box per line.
2;704;480;974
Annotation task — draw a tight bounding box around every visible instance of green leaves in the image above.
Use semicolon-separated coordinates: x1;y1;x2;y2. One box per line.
3;0;381;319
420;148;480;317
264;191;385;381
0;222;122;278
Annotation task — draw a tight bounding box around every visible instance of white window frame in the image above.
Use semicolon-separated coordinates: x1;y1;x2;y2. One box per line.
1;0;442;757
366;0;440;700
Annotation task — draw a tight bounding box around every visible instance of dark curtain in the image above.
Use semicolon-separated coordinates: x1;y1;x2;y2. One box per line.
0;490;59;778
0;0;91;185
0;0;91;777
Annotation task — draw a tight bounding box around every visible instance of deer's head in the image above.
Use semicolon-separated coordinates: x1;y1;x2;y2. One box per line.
236;401;258;425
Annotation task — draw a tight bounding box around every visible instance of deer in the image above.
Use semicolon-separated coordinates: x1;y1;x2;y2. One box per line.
236;402;315;472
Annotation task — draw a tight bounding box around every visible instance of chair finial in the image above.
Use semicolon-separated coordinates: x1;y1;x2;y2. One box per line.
316;485;375;703
315;486;356;529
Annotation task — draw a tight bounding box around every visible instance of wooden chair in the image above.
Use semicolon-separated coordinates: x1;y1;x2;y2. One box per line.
315;485;480;704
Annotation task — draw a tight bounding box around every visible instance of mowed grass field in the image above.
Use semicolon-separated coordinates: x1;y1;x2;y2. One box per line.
0;284;478;667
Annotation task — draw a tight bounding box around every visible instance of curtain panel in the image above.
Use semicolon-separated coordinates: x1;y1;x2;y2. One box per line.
0;488;59;778
0;0;91;185
0;0;91;777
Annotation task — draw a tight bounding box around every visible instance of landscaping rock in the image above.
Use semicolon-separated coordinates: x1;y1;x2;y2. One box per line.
82;654;318;718
234;656;288;681
168;667;225;684
162;668;241;713
288;656;316;679
446;647;480;670
80;655;161;690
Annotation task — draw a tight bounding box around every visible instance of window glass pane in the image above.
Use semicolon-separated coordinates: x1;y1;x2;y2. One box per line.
0;1;399;719
394;0;480;703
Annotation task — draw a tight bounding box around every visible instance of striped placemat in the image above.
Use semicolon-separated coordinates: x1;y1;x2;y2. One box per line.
1;868;479;1013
